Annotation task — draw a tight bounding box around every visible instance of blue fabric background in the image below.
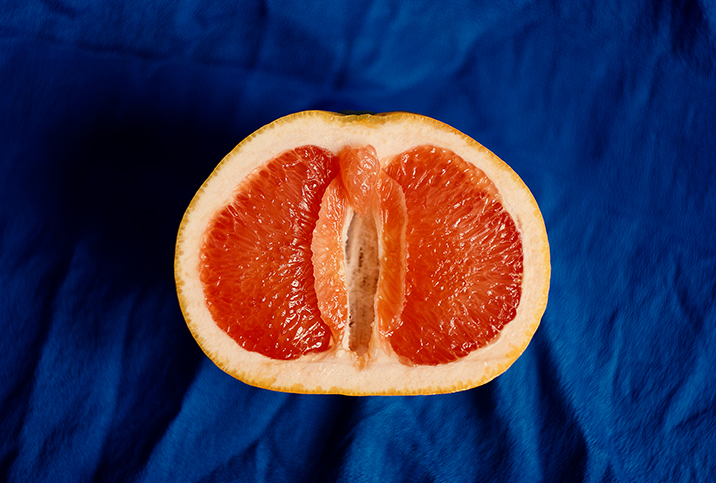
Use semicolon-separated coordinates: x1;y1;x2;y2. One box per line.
2;0;715;481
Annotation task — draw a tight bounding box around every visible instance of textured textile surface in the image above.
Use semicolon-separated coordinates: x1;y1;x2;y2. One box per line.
2;1;716;481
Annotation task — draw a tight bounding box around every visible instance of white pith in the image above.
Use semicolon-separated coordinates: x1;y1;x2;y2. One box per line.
175;111;550;395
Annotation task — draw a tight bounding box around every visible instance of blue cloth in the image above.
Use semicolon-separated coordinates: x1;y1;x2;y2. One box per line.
2;1;715;481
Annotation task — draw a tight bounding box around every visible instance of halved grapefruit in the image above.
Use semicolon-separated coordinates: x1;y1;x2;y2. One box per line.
175;110;550;395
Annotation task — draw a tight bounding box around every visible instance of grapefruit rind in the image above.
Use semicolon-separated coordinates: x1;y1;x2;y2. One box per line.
175;110;550;396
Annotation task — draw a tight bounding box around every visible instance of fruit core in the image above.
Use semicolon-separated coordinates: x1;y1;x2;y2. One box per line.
199;144;523;366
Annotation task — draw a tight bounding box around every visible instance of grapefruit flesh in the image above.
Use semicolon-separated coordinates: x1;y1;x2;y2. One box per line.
338;145;380;216
200;144;522;366
383;146;523;366
176;110;551;395
311;177;350;342
374;170;407;340
199;146;338;360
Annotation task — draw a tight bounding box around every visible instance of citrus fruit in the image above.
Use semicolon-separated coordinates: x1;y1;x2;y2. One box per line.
175;110;550;395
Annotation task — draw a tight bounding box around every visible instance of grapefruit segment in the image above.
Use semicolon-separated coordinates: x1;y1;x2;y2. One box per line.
338;145;380;216
374;170;407;340
311;177;350;344
384;146;523;365
198;146;338;360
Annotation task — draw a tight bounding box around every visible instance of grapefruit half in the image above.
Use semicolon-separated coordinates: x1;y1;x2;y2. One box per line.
175;111;550;395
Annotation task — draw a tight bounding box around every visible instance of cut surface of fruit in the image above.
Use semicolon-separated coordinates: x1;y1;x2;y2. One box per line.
311;177;349;342
199;146;337;360
338;145;380;216
175;110;550;395
383;146;523;366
